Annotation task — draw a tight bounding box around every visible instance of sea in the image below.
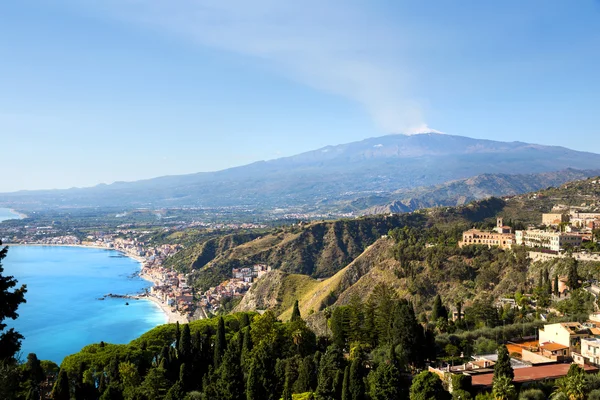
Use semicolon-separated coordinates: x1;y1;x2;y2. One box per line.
0;207;22;222
2;245;168;364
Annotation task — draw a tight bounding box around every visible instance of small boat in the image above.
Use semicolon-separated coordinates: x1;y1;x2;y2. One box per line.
125;302;129;306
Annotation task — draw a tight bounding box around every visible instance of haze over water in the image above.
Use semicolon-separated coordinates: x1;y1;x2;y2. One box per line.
0;207;22;222
2;245;167;364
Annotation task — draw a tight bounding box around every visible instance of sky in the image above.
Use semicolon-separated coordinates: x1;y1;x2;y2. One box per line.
1;0;600;192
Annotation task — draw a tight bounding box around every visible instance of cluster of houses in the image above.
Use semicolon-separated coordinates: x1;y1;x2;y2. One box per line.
459;210;599;252
145;266;196;318
431;317;600;391
198;264;272;312
144;263;272;318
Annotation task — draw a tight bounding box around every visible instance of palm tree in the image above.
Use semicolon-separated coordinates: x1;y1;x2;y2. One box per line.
551;365;587;400
292;329;303;353
492;375;516;400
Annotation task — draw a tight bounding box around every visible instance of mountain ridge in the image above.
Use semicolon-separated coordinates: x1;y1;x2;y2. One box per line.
3;133;600;211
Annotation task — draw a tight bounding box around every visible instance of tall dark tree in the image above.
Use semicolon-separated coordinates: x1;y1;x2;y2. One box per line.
175;321;181;351
369;347;403;400
216;346;245;400
349;357;365;400
241;327;253;372
315;346;345;400
431;295;447;322
178;362;192;393
178;324;192;364
23;353;45;389
214;316;227;368
74;361;96;400
291;300;302;322
554;275;560;296
52;369;70;400
392;300;425;367
493;345;514;381
0;242;27;362
543;268;551;295
282;362;293;400
341;366;350;400
567;258;581;290
294;355;317;393
330;307;349;349
246;359;260;400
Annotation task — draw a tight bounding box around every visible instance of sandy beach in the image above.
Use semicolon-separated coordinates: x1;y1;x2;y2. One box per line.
9;209;28;219
143;294;189;324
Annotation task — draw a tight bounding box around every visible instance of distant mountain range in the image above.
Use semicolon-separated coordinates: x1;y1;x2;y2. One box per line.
3;133;600;211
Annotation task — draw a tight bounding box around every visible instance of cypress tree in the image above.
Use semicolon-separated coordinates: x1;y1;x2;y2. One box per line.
175;321;181;351
349;357;365;400
216;347;245;400
214;316;227;368
282;363;293;400
294;355;316;393
246;359;259;400
493;345;514;380
567;258;580;290
316;346;345;400
178;324;192;364
291;300;302;322
341;366;350;400
392;300;425;368
431;294;447;322
179;363;191;392
52;369;70;400
241;327;253;371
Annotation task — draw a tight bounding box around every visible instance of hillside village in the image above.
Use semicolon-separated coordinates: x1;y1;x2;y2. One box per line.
430;315;600;392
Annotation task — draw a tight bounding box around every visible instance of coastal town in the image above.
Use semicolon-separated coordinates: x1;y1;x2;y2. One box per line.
0;226;273;324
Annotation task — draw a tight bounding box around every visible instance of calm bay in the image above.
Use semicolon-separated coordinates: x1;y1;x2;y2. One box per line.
2;245;167;364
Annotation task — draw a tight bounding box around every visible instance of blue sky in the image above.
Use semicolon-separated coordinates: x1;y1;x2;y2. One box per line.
1;0;600;192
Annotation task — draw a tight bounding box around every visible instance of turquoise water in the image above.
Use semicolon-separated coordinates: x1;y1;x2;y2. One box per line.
0;207;22;222
2;246;167;364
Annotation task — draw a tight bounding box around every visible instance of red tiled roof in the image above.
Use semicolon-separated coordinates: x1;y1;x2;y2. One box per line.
471;363;598;387
540;342;569;351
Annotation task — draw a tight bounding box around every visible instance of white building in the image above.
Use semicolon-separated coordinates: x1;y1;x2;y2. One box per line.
515;229;583;251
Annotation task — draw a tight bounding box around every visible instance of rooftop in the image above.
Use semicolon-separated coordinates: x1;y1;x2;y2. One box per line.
471;363;598;388
540;342;569;351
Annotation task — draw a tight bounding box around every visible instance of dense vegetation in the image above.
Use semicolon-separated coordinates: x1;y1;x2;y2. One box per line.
184;213;427;291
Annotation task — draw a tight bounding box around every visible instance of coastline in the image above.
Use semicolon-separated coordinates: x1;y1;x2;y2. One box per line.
6;242;187;324
9;209;28;219
142;292;188;325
